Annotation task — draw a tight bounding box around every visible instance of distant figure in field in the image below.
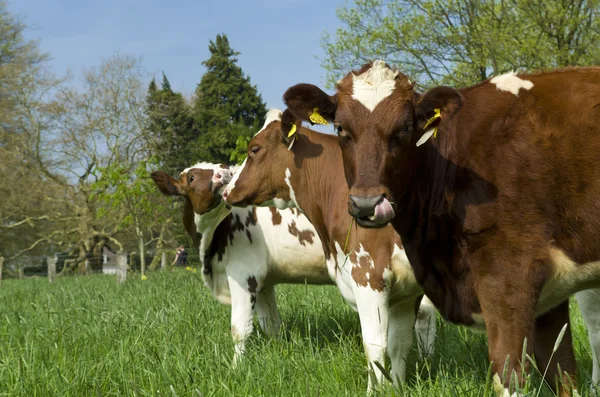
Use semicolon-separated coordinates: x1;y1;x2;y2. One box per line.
172;246;188;267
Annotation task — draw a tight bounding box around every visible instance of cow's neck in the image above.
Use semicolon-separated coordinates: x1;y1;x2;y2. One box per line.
193;201;233;275
290;132;354;252
392;115;483;325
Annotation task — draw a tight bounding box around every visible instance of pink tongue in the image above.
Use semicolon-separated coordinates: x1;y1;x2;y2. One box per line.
369;198;395;224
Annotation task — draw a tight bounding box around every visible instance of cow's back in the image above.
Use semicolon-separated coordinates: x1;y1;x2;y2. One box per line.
448;68;600;264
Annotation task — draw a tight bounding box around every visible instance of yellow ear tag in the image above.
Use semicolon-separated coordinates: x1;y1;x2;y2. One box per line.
423;108;441;129
287;123;298;151
416;108;442;147
309;108;329;125
287;123;297;138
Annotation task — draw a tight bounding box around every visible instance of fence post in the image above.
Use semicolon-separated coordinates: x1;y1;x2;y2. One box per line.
116;251;127;284
161;252;167;270
85;259;90;275
18;262;24;279
48;256;57;283
0;256;3;286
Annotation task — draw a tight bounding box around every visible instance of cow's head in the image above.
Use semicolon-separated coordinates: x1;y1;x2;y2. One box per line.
223;108;301;209
151;163;233;214
283;60;463;228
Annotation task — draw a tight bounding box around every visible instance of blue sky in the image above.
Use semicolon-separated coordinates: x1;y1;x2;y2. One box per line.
9;0;346;114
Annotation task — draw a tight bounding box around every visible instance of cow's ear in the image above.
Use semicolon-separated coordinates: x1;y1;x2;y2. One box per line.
413;87;463;146
280;109;301;146
415;86;463;130
284;83;336;125
415;86;463;129
151;171;182;196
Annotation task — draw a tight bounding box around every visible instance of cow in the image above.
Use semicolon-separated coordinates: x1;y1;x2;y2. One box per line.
151;162;331;364
281;60;600;396
223;108;438;391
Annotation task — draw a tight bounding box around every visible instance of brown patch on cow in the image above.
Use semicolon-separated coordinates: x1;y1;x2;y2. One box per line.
269;207;282;225
245;207;257;227
351;253;386;292
288;220;315;246
247;276;258;308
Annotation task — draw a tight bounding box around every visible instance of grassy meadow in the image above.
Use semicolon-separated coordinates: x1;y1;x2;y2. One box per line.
0;269;596;396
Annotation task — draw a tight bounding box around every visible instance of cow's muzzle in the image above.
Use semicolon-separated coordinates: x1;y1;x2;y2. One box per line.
348;194;395;228
213;170;233;194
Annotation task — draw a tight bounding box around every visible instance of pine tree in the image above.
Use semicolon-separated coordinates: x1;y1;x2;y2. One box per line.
192;34;267;164
145;73;195;174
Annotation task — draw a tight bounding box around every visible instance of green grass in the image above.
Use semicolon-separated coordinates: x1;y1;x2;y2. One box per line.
0;270;596;396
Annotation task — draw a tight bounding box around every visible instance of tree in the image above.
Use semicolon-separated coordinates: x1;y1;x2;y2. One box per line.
192;34;267;164
322;0;600;88
0;2;67;261
145;73;195;175
22;54;171;272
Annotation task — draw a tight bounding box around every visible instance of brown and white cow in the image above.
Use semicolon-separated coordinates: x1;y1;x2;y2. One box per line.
152;162;331;363
223;109;438;390
282;61;600;395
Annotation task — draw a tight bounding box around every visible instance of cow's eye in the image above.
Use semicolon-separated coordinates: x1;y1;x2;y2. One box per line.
189;175;195;183
251;146;260;154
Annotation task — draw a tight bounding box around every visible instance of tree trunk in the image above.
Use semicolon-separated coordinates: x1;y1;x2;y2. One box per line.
161;252;167;270
0;256;4;286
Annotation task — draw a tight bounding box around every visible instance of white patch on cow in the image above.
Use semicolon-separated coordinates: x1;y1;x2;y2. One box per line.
284;168;300;209
576;289;600;388
538;248;600;316
254;108;283;137
352;59;399;112
351;245;390;389
183;162;228;175
490;71;534;96
327;242;358;310
224;158;246;197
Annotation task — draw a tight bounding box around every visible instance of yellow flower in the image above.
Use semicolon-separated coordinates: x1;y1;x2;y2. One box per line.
141;275;147;280
185;266;192;271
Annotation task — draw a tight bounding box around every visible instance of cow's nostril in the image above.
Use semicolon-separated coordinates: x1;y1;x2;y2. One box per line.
215;173;222;179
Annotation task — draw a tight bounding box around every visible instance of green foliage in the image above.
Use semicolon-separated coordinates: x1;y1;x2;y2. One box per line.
0;274;595;396
90;157;161;231
230;133;251;165
145;73;196;175
192;34;266;164
322;0;600;88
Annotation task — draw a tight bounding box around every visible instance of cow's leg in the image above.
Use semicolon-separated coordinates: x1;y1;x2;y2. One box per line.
228;274;258;366
255;285;282;337
414;295;437;360
352;283;390;392
576;289;600;393
533;301;577;397
388;297;417;386
477;271;537;394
